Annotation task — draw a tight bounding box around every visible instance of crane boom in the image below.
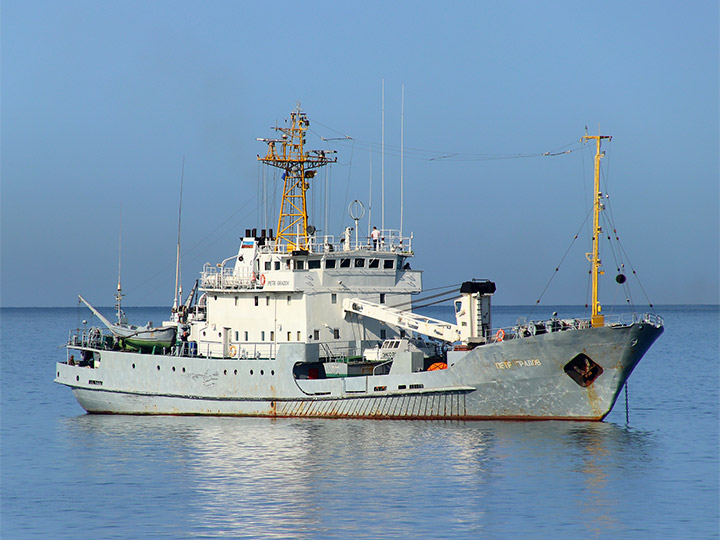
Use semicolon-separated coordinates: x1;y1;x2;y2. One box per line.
342;298;462;343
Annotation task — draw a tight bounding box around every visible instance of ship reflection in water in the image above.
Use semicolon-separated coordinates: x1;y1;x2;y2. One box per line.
60;415;654;538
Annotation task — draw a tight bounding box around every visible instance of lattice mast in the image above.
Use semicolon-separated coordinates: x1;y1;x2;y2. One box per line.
582;132;612;328
257;106;336;252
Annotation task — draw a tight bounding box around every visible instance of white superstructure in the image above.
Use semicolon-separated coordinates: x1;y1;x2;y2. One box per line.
187;230;421;361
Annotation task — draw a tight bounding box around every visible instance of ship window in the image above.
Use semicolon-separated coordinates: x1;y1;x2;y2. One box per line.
333;329;340;339
325;259;336;269
234;297;238;306
297;331;301;341
308;260;321;269
380;293;386;304
287;331;292;341
266;296;270;306
254;296;259;306
270;331;275;341
295;260;304;270
369;258;379;269
274;261;280;270
355;258;365;268
331;294;337;304
400;330;406;338
314;330;319;340
340;258;351;268
244;331;248;341
380;329;386;339
265;261;271;271
235;331;239;341
286;260;291;269
261;331;265;341
383;260;394;269
287;295;291;304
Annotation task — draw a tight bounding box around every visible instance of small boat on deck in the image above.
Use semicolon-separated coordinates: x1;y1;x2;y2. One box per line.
78;295;176;350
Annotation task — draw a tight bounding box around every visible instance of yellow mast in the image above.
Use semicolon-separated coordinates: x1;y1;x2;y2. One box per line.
581;132;612;327
258;106;336;252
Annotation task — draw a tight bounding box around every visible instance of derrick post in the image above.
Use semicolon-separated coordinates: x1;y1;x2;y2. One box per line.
582;133;612;327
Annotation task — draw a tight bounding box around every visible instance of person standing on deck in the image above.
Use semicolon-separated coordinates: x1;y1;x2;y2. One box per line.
371;227;380;250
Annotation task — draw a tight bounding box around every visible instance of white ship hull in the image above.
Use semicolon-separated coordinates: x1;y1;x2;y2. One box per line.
56;320;662;421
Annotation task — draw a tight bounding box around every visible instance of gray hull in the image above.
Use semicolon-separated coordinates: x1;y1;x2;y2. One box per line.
56;321;662;421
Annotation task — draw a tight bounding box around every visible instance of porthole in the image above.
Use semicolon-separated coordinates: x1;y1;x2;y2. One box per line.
224;369;227;375
157;365;160;371
182;367;186;373
76;376;79;382
234;369;238;375
271;370;275;376
132;363;136;369
172;366;176;372
250;369;254;375
260;370;264;375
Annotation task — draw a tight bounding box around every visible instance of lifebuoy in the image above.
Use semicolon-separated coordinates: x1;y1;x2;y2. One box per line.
229;345;237;356
496;329;505;342
260;274;266;286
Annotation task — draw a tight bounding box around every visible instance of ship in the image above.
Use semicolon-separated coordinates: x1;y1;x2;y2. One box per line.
55;107;663;420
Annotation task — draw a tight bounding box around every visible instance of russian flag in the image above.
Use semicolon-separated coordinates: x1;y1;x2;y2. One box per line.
241;239;254;249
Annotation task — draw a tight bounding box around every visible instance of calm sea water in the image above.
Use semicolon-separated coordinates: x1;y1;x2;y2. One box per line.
1;305;718;539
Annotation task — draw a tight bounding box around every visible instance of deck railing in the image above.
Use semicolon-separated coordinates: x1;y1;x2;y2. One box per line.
483;312;664;344
259;229;413;255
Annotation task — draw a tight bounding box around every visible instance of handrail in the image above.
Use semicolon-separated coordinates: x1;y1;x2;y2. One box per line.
372;358;394;375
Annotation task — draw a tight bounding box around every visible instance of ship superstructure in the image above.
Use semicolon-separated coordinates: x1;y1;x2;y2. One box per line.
56;109;663;420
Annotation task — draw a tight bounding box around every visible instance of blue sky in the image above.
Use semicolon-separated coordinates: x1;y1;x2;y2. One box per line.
2;1;718;307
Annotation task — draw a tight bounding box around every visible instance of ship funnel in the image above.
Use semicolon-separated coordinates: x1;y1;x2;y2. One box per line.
455;280;496;343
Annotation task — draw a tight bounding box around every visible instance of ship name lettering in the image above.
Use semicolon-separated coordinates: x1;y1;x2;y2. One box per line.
494;359;541;370
514;359;542;367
